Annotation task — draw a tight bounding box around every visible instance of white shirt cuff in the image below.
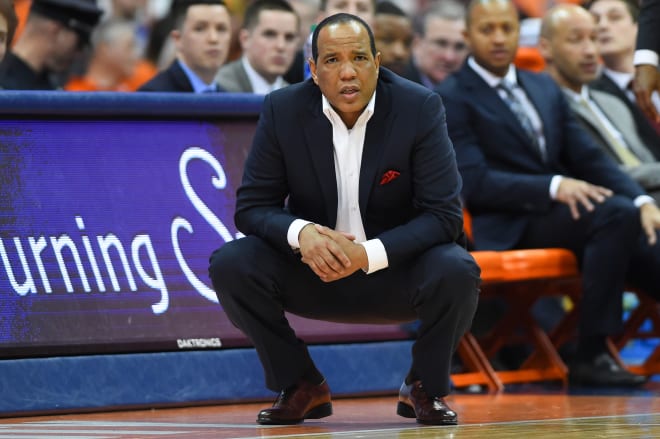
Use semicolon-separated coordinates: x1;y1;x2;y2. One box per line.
550;175;563;199
287;219;313;248
634;50;659;67
634;195;656;208
359;239;388;274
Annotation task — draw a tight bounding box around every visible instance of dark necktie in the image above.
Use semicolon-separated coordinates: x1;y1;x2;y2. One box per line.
497;80;545;161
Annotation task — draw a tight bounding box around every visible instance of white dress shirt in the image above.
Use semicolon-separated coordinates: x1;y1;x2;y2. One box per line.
286;92;388;274
242;57;286;94
602;68;660;111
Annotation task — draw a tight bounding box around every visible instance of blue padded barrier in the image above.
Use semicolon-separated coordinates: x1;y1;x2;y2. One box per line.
0;340;413;416
0;90;264;116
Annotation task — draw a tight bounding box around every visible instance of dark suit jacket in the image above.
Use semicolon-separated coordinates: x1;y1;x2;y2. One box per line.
436;64;645;251
138;60;224;92
235;68;464;267
637;0;660;53
591;72;660;157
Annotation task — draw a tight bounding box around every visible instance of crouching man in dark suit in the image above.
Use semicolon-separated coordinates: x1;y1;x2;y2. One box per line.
208;13;480;426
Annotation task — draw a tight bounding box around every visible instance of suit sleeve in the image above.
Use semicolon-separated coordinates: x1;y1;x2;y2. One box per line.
377;92;465;266
440;88;555;213
637;0;660;53
234;93;298;254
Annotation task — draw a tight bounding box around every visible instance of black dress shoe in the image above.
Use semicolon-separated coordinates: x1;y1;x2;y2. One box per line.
569;353;647;387
257;379;332;425
397;381;458;425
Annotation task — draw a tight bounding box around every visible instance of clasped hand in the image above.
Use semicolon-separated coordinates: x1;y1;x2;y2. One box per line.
298;223;368;282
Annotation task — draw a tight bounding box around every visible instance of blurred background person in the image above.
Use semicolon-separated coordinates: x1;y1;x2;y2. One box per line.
320;0;375;25
588;0;660;137
65;19;140;91
286;0;376;83
282;0;320;84
373;0;413;76
139;0;231;92
0;0;102;90
0;0;17;62
540;3;660;201
216;0;298;94
406;0;468;89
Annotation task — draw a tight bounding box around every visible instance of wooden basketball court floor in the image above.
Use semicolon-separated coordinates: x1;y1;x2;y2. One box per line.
1;382;659;439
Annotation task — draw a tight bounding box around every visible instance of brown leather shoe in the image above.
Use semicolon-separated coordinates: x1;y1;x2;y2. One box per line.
256;379;332;425
397;381;457;425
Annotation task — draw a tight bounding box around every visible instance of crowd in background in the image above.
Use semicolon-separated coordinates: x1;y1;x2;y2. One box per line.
0;0;589;93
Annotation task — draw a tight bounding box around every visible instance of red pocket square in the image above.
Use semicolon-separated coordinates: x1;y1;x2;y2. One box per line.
380;170;400;185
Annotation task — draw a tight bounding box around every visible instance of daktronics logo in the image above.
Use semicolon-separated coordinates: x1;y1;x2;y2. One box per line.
177;338;222;349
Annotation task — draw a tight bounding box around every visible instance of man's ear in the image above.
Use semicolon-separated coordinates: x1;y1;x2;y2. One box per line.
171;29;181;47
239;28;251;50
538;37;552;62
309;58;318;84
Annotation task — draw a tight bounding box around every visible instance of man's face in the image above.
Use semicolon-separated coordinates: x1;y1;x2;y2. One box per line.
588;0;637;62
174;4;231;82
413;16;467;84
309;20;380;128
47;26;80;72
373;13;413;75
542;9;599;89
464;0;519;77
240;9;299;83
0;14;8;62
322;0;374;27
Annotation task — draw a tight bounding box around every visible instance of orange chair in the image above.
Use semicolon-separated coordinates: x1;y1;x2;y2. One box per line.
450;210;582;390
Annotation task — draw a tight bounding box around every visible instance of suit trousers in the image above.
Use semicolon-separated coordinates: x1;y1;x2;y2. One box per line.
209;235;480;397
515;195;660;337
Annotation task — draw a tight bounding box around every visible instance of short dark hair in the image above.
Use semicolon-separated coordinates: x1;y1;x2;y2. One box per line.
242;0;298;31
375;1;406;17
173;0;227;29
311;12;376;62
585;0;639;22
0;0;18;47
320;0;376;11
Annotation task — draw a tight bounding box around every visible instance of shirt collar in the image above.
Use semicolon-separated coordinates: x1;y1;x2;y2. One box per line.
561;84;589;103
242;56;284;94
468;56;518;88
177;59;218;93
602;67;633;91
321;90;376;129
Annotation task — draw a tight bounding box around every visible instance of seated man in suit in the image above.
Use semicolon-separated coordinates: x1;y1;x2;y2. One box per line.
587;0;660;139
437;0;660;387
540;4;660;202
209;13;480;425
139;0;231;92
216;0;299;93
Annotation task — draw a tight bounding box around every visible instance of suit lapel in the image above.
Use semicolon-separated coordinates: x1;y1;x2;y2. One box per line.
461;66;532;147
359;77;392;216
302;88;338;227
236;63;254;93
517;72;552;161
171;61;194;92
